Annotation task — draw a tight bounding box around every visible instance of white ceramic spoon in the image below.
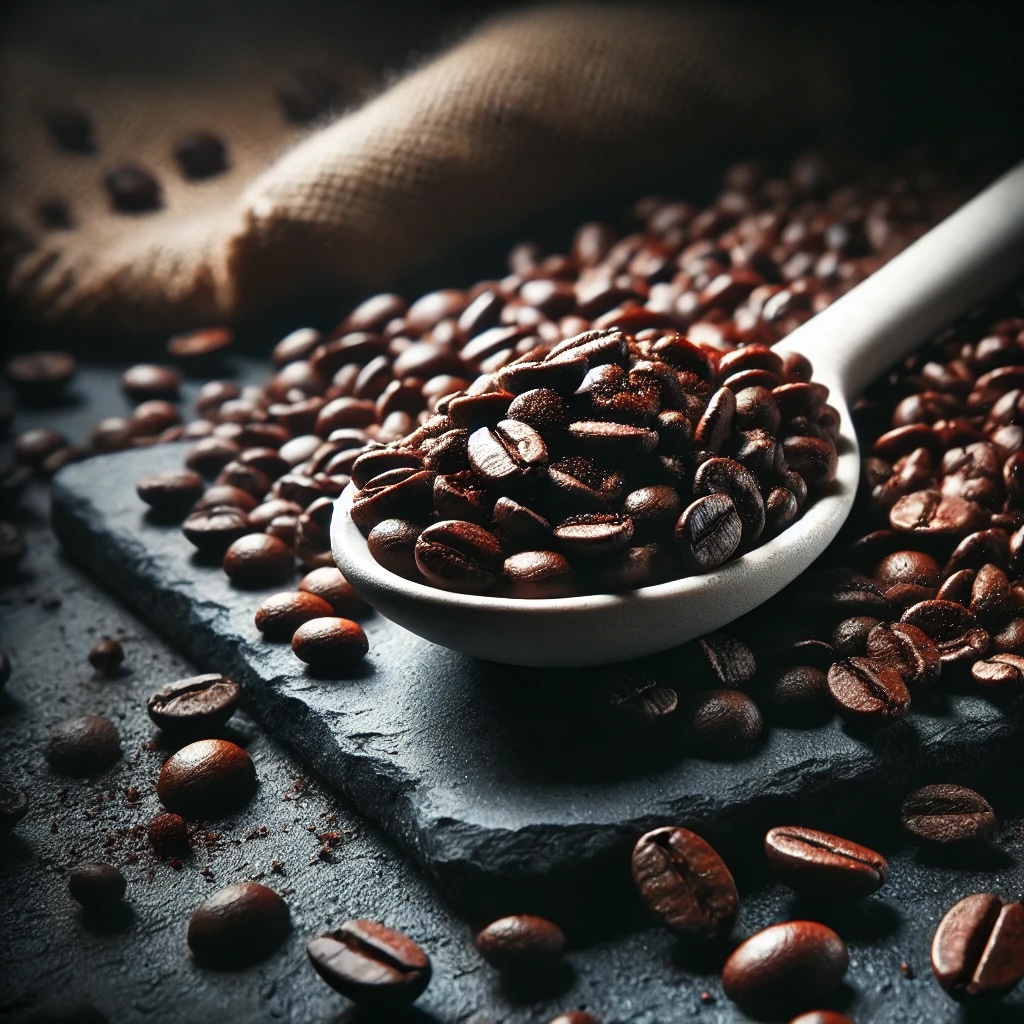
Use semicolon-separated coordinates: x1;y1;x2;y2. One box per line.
332;162;1024;667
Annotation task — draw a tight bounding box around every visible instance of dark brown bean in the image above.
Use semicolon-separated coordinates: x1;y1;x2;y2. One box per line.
674;493;742;570
146;812;190;858
122;363;180;402
68;863;126;909
157;739;256;818
901;784;995;844
298;567;369;617
603;676;678;719
366;519;422;579
972;653;1024;689
695;631;757;689
46;715;121;776
504;550;575;598
147;674;242;732
788;1013;854;1024
554;513;635;558
87;638;124;675
188;882;290;968
181;505;252;555
414;520;504;593
693;457;766;546
689;689;763;756
764;825;888;898
14;428;67;466
865;622;941;688
546;1013;602;1024
292;617;369;669
468;420;548;489
222;534;294;587
136;469;204;518
6;351;77;402
255;591;335;640
827;657;910;719
889;490;989;538
474;914;566;970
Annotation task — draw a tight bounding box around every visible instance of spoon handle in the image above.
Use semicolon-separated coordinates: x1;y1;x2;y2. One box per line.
776;161;1024;400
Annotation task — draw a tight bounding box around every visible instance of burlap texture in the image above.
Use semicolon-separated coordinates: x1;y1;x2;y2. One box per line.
2;3;854;336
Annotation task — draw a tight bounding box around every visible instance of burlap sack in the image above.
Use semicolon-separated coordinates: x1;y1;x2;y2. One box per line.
0;1;1017;337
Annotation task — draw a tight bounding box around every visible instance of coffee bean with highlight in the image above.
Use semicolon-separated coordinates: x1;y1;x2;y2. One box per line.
88;638;124;675
689;689;763;756
901;784;995;844
475;915;566;971
414;520;504;593
504;550;576;598
299;567;369;616
367;519;422;579
255;591;336;640
764;825;888;899
865;622;941;687
46;715;121;776
188;882;290;968
675;493;742;570
972;653;1024;689
292;617;369;670
136;469;204;518
554;513;635;558
157;738;256;818
222;534;294;587
692;457;765;546
68;863;127;909
182;505;251;555
827;657;910;720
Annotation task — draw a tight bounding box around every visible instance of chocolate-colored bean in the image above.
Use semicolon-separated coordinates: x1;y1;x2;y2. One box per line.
255;591;335;641
350;467;436;531
504;550;575;598
674;493;742;570
783;435;838;489
68;863;126;909
194;485;259;513
830;616;880;657
788;1013;854;1024
186;436;242;477
136;469;204;518
693;457;766;546
157;738;256;818
692;386;736;452
46;715;121;776
367;519;422;579
902;784;995;844
507;388;569;431
971;564;1012;624
865;622;941;688
874;549;943;589
827;657;910;719
554;512;635;559
222;534;294;587
307;919;431;1009
623;485;682;543
475;914;566;970
972;653;1024;689
188;882;290;968
468;420;548;488
890;490;989;537
764;825;888;898
415;520;504;593
299;567;369;617
433;472;490;524
689;689;763;756
292;617;369;669
6;351;77;404
181;506;251;555
567;420;659;459
147;812;190;858
603;676;678;719
130;400;181;436
630;825;738;937
14;428;67;467
147;674;241;732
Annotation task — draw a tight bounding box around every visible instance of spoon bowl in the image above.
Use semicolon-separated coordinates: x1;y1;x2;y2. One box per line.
332;163;1024;667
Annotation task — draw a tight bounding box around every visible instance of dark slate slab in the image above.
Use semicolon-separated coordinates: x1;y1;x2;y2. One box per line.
51;444;1022;917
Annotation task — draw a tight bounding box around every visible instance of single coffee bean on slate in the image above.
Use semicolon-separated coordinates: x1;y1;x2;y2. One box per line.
826;657;910;720
298;567;370;616
121;364;181;402
146;812;190;858
901;784;995;844
6;351;77;403
187;882;290;968
689;689;763;756
255;591;335;640
68;862;126;909
14;427;67;466
931;893;1024;1001
186;436;242;476
292;617;369;669
104;164;163;213
631;825;738;937
173;131;228;179
722;920;849;1014
306;918;432;1009
46;715;121;776
415;520;504;592
136;469;204;517
182;505;251;555
972;653;1024;689
764;825;888;899
474;914;566;970
223;534;294;587
87;638;124;675
788;1013;854;1024
675;493;742;571
157;739;256;818
147;674;241;732
865;622;941;688
45;106;95;151
0;780;29;832
130;399;181;436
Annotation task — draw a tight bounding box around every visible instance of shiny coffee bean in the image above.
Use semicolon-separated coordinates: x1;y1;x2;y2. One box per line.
788;1013;854;1024
6;351;77;403
830;616;880;657
14;428;67;466
504;550;575;598
695;632;757;689
468;420;548;488
766;665;828;713
901;784;995;844
931;893;1024;1001
157;739;256;818
972;653;1024;689
188;882;290;968
147;674;241;732
299;567;369;617
68;863;126;909
722;921;849;1014
121;364;181;402
827;657;910;720
136;469;204;518
291;617;368;669
87;638;124;675
307;919;431;1009
415;520;504;593
624;486;682;542
256;590;335;640
222;534;294;587
764;825;887;899
475;914;566;970
689;689;763;756
367;519;422;579
182;506;251;555
46;715;121;776
865;622;941;687
889;491;988;538
350;467;435;531
146;812;190;858
546;1014;602;1024
631;825;738;937
507;388;569;430
693;457;765;546
675;493;742;570
554;513;634;558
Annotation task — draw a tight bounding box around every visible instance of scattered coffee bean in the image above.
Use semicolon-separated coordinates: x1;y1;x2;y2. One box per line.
291;617;369;670
631;825;738;937
223;534;295;587
121;364;181;402
87;638;124;675
157;738;256;818
475;914;566;970
167;327;233;368
147;674;241;732
788;1013;854;1024
45;107;95;152
826;657;910;720
182;505;252;555
255;591;335;640
187;882;290;968
136;469;204;518
14;428;67;466
46;715;121;776
931;893;1024;1000
689;689;763;756
68;863;126;909
6;351;77;403
146;812;190;858
307;918;431;1009
722;921;849;1014
299;567;370;616
901;784;995;844
764;825;887;898
0;779;29;832
173;131;228;180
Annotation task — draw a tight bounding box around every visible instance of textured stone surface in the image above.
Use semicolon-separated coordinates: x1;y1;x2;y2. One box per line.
51;444;1023;919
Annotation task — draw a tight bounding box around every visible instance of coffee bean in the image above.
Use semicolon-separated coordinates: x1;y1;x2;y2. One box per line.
675;493;742;571
255;591;335;640
351;467;436;531
298;567;369;616
468;420;548;489
766;665;828;713
292;617;368;669
547;1014;602;1024
167;326;233;369
901;784;995;844
689;689;763;756
603;676;678;719
631;825;738;937
554;513;635;558
306;918;431;1009
46;715;121;776
6;351;77;403
503;550;576;598
507;388;569;430
121;364;181;402
130;400;181;436
157;739;256;818
788;1012;854;1024
475;914;566;970
889;490;989;538
181;505;251;555
186;436;242;476
827;657;910;719
972;653;1024;689
830;616;881;657
865;622;941;688
0;779;29;833
147;674;241;732
722;921;849;1013
900;600;990;663
14;428;67;466
173;131;228;180
874;549;943;589
136;469;204;518
764;825;887;898
931;893;1024;1000
68;862;126;909
188;882;290;968
223;534;294;587
87;638;124;675
693;387;736;452
367;519;422;579
415;520;504;592
146;812;190;858
695;632;757;689
104;165;162;213
45;107;95;152
693;457;766;546
623;486;682;543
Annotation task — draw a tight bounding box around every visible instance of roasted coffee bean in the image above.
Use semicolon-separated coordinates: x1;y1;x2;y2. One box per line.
87;638;124;675
695;632;757;689
181;505;251;555
45;106;95;151
889;491;989;538
104;164;162;212
468;420;548;489
188;882;290;968
292;617;369;669
0;780;29;833
173;131;228;180
693;387;736;452
504;550;575;598
494;496;554;551
546;1014;602;1024
972;653;1024;689
307;919;431;1009
298;567;369;616
623;486;682;542
764;825;888;898
931;893;1024;1000
14;427;67;466
475;914;566;970
6;351;77;402
865;622;941;687
901;784;995;844
255;591;335;640
689;689;763;756
630;826;738;937
157;739;256;818
603;676;678;719
554;513;635;558
367;519;422;579
186;436;242;476
901;600;990;663
766;665;828;712
222;534;294;587
130;399;181;436
415;520;504;592
195;485;259;513
971;564;1012;624
693;457;765;546
68;863;126;909
830;616;881;657
146;812;190;858
782;435;838;489
874;549;943;589
827;657;910;719
722;921;849;1013
46;715;121;776
788;1013;854;1024
147;674;241;732
507;388;569;431
350;467;435;531
121;364;181;402
674;493;742;570
136;469;204;518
